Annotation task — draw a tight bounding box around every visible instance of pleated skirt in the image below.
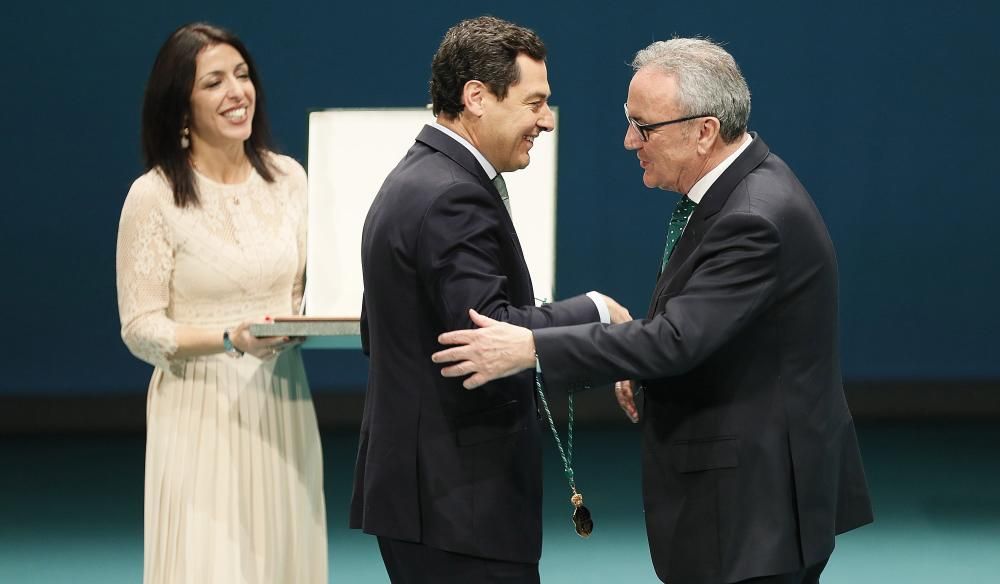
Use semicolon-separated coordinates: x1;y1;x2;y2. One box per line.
143;349;327;584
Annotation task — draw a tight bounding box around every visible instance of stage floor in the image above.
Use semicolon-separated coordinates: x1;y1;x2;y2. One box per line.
2;420;998;583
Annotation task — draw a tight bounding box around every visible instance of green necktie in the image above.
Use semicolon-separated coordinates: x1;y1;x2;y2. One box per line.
660;195;696;271
493;174;511;215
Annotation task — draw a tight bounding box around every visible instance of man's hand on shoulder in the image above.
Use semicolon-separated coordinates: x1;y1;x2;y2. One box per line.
432;310;536;389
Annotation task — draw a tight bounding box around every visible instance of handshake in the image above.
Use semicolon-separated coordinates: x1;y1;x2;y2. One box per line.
430;292;641;423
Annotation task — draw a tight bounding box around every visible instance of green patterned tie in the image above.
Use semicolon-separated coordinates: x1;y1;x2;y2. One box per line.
660;195;696;271
493;174;511;215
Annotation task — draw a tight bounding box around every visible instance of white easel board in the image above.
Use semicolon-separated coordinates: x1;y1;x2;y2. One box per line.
304;107;559;321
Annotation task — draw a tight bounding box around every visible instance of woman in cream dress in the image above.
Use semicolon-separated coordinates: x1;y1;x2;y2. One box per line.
115;23;326;583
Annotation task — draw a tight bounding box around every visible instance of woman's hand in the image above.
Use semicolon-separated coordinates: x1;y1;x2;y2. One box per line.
230;317;303;360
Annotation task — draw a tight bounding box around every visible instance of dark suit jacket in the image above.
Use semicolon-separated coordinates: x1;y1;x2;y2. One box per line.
534;134;873;583
350;125;600;563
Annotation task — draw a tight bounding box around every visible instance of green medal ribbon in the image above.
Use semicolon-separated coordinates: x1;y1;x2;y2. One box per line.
534;372;593;538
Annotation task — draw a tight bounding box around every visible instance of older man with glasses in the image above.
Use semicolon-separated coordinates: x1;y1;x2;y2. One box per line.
433;37;874;584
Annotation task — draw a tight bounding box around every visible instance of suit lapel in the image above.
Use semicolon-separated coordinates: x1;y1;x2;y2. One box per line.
648;133;771;308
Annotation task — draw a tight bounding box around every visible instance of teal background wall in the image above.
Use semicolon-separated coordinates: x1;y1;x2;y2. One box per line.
1;1;997;394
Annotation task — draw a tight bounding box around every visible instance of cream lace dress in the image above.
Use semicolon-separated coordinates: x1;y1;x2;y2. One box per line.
115;154;327;584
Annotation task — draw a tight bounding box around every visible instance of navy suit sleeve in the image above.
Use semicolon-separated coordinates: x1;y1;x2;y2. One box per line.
534;212;780;388
416;182;598;332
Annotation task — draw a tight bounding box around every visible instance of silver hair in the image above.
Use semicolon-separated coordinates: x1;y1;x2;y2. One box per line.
631;38;750;143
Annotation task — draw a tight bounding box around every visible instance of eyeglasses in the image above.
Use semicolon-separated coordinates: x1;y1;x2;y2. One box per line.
624;103;713;142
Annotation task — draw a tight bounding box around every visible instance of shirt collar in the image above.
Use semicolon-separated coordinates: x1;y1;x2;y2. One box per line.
686;133;754;204
430;121;497;179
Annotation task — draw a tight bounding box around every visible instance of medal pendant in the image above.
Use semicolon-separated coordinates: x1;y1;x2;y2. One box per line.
570;491;594;538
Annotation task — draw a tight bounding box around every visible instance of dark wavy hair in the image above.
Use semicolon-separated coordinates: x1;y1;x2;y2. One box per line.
430;16;547;118
141;22;277;208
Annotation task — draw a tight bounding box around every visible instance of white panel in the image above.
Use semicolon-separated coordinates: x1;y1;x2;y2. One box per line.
305;107;558;318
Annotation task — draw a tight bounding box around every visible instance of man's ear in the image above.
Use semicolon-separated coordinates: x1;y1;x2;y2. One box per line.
463;80;488;117
696;116;722;154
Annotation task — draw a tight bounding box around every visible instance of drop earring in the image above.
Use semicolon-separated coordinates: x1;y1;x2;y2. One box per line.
180;127;190;149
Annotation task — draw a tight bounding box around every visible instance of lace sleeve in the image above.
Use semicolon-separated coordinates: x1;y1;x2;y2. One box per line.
115;174;179;372
288;160;308;315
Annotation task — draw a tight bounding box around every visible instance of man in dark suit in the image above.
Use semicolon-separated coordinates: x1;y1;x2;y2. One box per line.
432;38;873;584
351;16;630;584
